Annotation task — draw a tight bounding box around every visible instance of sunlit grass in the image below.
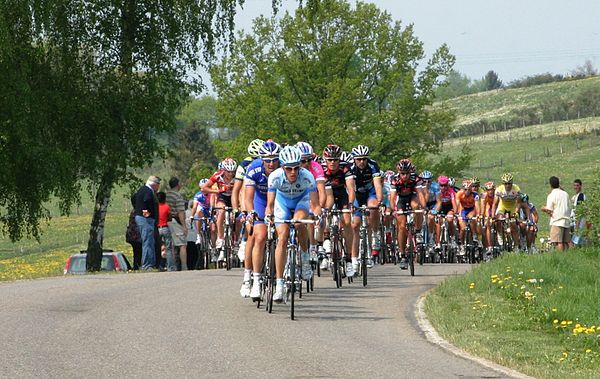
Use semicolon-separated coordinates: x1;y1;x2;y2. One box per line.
425;248;600;379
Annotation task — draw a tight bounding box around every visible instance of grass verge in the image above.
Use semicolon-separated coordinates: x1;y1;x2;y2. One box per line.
425;248;600;379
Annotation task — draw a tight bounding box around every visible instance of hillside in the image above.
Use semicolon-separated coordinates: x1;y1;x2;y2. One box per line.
442;78;600;235
439;76;600;136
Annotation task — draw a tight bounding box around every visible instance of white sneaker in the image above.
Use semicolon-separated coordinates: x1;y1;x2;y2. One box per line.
320;257;329;271
352;262;359;277
217;249;225;262
301;252;313;280
309;246;318;262
237;239;246;262
322;239;331;253
273;282;284;303
240;281;250;298
215;238;224;250
366;258;374;268
250;280;261;299
346;262;355;277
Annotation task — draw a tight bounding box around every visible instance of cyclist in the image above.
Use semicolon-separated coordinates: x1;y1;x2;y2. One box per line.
389;159;425;270
481;181;496;256
456;179;481;255
232;138;264;263
240;140;281;299
202;158;237;262
296;141;327;262
431;175;457;251
418;170;439;252
350;145;383;271
265;146;321;303
492;173;528;251
321;144;356;276
191;178;216;245
518;193;539;253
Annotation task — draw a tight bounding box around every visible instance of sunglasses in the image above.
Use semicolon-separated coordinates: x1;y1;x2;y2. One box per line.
262;158;279;163
325;158;339;162
399;171;410;175
354;157;367;162
440;184;448;187
300;159;312;164
284;166;300;172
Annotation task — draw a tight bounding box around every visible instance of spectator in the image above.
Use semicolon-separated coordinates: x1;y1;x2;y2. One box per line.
166;177;189;270
185;199;200;269
541;176;571;252
570;179;587;246
134;175;161;270
157;192;175;271
126;195;142;270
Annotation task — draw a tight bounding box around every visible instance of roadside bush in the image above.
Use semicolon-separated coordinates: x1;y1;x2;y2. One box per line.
577;168;600;244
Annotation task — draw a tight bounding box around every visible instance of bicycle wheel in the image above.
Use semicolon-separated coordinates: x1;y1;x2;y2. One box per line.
290;248;296;320
361;234;368;287
266;241;275;313
331;231;342;288
407;241;415;276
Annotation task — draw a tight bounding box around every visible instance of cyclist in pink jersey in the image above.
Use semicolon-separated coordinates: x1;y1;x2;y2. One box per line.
431;175;457;250
296;142;327;262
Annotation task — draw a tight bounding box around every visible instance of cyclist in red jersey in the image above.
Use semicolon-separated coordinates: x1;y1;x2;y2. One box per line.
202;158;237;260
431;175;457;250
389;159;425;270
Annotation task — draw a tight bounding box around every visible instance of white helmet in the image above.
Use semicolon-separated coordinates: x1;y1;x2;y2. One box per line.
279;146;302;167
221;158;237;172
247;139;264;158
351;145;369;158
198;178;209;187
340;151;353;164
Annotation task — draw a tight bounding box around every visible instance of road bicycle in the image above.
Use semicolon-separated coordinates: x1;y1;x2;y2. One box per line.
461;216;481;264
394;209;425;276
434;214;455;263
213;206;238;270
325;208;352;288
279;218;315;320
258;219;277;313
356;205;379;287
192;215;214;269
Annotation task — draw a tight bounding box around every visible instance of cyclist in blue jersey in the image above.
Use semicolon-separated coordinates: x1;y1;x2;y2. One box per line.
232;139;264;263
240;140;280;299
350;145;383;271
191;178;216;245
265;146;321;303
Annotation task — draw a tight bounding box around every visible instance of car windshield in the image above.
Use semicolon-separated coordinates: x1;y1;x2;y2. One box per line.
68;255;115;272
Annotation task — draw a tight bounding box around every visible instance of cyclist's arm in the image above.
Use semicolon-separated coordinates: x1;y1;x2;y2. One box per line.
202;179;219;194
316;181;327;208
231;180;243;211
245;182;256;214
373;176;383;203
389;189;397;211
309;191;321;216
346;177;356;204
265;191;275;218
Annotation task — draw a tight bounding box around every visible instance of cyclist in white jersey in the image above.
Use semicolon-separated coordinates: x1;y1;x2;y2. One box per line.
265;146;321;303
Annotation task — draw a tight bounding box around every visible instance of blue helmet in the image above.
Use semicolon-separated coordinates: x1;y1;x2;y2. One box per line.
295;141;314;158
259;140;281;158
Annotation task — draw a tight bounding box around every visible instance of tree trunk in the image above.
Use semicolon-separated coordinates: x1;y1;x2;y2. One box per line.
86;175;114;271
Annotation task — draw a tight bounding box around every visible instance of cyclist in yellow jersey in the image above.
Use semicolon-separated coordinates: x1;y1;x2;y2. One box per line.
492;173;527;251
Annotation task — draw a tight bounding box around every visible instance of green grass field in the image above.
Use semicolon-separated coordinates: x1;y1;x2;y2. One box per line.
425;248;600;379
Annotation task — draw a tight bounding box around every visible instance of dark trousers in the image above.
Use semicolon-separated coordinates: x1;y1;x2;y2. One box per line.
129;241;143;270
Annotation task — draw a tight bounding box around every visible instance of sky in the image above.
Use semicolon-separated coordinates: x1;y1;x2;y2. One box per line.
201;0;600;92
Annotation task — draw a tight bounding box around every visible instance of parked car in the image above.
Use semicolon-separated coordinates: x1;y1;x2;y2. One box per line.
64;250;132;274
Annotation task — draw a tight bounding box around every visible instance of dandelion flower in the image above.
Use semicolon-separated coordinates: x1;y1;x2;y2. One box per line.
586;349;592;353
552;308;557;312
553;320;559;324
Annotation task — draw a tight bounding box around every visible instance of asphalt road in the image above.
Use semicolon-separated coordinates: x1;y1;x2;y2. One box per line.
0;263;520;378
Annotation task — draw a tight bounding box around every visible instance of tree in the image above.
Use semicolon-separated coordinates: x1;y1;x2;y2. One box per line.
572;59;598;78
1;0;252;270
435;70;474;100
483;70;503;91
211;0;463;170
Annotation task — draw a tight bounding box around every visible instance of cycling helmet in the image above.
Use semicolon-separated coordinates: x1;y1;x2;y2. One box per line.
420;170;433;180
295;141;314;158
484;181;495;190
462;179;472;189
247;139;264;158
470;176;480;186
340;151;353;164
323;144;342;159
279;146;302;167
501;172;514;184
351;145;369;158
438;175;449;185
384;170;395;182
448;177;456;187
259;140;281;158
221;158;237;172
198;178;209;187
217;161;224;170
520;193;529;203
396;159;415;173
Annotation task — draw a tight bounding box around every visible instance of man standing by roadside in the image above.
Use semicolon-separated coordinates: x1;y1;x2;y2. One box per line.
541;176;571;252
135;176;161;270
571;179;587;247
167;177;189;270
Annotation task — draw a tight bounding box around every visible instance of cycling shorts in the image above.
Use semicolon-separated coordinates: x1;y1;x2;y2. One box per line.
439;204;454;216
460;207;475;221
274;192;311;223
217;193;232;208
332;190;351;209
396;194;416;212
252;194;267;225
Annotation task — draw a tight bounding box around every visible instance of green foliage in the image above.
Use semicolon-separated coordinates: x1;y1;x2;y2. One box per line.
483;70;503;90
211;0;461;169
434;69;486;100
507;72;566;89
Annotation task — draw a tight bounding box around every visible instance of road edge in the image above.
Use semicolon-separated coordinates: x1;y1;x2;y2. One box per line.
415;291;535;379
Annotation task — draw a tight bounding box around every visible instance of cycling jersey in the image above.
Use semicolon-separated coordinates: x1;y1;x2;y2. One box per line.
390;173;420;210
438;187;456;214
456;190;480;210
418;181;440;209
519;202;536;222
268;167;316;221
495;184;521;213
235;157;254;181
209;170;235;196
322;162;353;193
308;160;325;182
351;159;380;193
245;158;270;199
193;191;211;213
